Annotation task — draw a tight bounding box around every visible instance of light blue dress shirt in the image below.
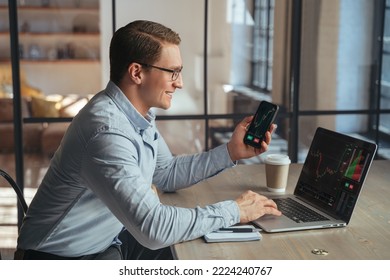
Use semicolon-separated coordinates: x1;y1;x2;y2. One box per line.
17;81;240;257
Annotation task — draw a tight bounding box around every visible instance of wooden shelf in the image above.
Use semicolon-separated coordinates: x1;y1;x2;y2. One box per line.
0;0;101;96
0;59;100;63
0;32;99;36
0;5;99;12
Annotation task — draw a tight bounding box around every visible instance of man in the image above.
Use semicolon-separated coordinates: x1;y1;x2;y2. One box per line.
16;20;281;260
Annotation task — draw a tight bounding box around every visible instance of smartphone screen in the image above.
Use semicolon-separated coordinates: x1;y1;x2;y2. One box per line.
243;101;279;148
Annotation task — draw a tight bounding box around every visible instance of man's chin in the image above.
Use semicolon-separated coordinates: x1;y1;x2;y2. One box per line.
152;105;171;111
162;103;172;110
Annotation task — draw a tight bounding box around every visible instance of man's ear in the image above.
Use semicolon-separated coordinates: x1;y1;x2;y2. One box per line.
127;63;143;84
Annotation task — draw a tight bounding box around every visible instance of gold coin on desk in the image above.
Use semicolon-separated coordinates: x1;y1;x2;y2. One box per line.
311;248;329;256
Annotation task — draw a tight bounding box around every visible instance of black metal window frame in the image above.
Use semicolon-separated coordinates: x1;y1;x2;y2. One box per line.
251;0;274;92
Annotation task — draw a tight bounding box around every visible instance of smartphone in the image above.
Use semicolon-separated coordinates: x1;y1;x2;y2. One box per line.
243;101;279;148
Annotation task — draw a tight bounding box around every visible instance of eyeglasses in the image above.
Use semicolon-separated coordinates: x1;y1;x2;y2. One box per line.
139;63;183;81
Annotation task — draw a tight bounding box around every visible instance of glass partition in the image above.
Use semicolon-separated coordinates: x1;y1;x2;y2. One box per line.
1;0;389;170
0;0;101;163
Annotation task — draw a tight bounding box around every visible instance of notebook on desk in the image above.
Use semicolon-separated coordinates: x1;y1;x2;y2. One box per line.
253;127;377;233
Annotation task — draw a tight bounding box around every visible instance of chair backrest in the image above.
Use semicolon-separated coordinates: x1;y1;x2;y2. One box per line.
0;169;28;214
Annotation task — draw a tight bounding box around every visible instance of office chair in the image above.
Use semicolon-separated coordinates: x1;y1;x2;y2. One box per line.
0;168;28;215
0;169;29;260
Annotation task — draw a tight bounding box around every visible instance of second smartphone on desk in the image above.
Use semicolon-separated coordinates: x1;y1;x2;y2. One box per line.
244;101;279;149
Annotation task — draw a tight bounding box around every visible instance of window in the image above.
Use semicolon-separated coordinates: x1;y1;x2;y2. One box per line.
251;0;274;92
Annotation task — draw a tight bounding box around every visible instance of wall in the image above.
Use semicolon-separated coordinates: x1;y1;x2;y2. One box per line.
336;0;374;132
298;0;375;146
272;0;292;140
299;0;338;139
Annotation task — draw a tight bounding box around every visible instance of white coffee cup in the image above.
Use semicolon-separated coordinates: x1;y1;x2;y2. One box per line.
264;154;291;192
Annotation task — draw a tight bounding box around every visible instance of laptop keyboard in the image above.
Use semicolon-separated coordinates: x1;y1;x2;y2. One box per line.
274;198;330;223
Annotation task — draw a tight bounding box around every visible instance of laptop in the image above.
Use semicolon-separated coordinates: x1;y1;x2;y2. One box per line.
253;127;377;232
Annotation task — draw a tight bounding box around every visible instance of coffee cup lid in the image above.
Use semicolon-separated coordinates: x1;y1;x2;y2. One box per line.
265;154;291;165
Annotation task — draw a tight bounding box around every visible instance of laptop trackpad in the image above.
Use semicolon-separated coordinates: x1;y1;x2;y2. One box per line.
255;214;297;230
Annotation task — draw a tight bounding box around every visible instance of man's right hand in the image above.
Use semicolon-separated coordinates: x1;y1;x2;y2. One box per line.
235;190;282;224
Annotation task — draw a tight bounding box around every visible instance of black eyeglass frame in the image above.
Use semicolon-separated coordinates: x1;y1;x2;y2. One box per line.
138;63;183;81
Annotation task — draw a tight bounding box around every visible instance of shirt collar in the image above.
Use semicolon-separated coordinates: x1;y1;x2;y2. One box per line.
105;81;156;133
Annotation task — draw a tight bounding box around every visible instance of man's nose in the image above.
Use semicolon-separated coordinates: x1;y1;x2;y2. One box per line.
173;73;183;89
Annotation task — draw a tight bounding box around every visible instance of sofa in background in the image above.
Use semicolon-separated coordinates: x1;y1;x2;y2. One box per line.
0;95;89;156
0;64;89;156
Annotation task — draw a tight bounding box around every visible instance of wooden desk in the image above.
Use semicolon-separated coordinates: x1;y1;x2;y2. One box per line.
160;160;390;259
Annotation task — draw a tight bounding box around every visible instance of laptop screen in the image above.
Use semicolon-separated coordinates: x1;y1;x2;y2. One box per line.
294;127;377;222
